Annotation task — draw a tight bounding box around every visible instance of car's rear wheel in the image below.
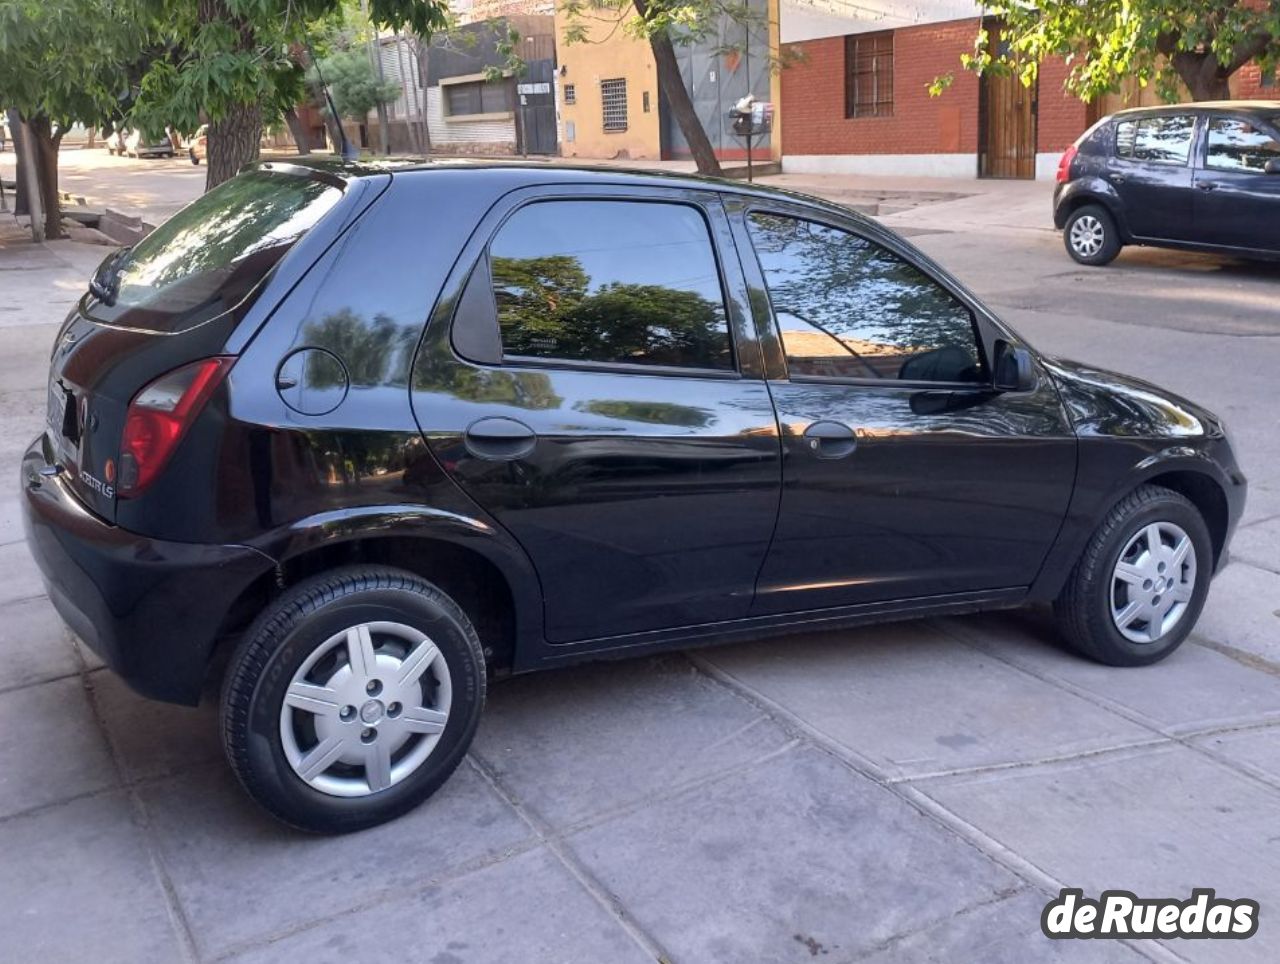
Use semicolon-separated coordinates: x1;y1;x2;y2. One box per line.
1054;485;1212;666
1064;204;1121;266
220;566;486;833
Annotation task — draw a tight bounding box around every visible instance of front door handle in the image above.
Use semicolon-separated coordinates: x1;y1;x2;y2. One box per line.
1110;174;1127;184
464;417;537;461
802;420;858;460
1196;181;1219;192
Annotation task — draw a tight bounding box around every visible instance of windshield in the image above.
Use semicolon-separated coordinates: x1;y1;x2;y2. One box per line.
86;169;343;332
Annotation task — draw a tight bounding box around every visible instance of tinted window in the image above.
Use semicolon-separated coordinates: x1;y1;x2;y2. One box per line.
1116;115;1194;164
747;213;983;383
488;200;733;370
1206;118;1280;172
87;170;342;332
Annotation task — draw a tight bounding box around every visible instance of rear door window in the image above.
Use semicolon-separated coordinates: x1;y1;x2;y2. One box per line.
487;199;734;371
86;170;343;332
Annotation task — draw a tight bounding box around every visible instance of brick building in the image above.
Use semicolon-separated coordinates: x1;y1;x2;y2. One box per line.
778;0;1277;179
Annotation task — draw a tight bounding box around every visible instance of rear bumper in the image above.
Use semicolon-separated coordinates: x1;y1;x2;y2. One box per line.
20;435;276;705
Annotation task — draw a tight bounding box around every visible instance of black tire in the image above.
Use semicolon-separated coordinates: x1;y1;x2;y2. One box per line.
190;152;200;165
1054;485;1212;666
1063;204;1122;266
220;565;486;833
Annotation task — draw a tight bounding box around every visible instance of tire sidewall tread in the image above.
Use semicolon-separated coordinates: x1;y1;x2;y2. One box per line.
220;565;486;834
1054;484;1212;666
1064;203;1122;266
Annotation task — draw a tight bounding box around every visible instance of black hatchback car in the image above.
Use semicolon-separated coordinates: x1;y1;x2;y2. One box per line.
23;161;1245;832
1054;100;1280;265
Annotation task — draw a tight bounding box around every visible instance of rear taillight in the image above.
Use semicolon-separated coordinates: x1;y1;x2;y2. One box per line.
117;356;234;498
1056;145;1078;183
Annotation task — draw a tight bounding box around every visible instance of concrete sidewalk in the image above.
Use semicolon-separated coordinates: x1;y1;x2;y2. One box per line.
2;168;1279;963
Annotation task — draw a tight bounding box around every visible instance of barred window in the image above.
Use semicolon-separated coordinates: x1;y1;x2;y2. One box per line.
601;77;628;132
845;32;893;118
564;83;576;105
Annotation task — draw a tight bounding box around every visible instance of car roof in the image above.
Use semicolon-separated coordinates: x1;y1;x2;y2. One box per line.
255;156;878;229
1109;100;1280;119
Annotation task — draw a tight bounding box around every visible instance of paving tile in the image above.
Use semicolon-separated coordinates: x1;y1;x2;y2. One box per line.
701;623;1150;779
1194;723;1280;789
943;610;1280;734
0;593;80;692
475;655;793;828
857;889;1147;963
91;669;222;782
1193;561;1280;667
567;745;1020;964
0;539;44;607
226;846;652;964
0;792;185;963
1230;517;1280;576
917;744;1280;964
141;761;535;959
0;495;22;547
0;675;117;817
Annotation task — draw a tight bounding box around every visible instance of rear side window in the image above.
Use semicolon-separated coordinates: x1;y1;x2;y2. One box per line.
87;170;342;332
1115;115;1194;165
488;199;733;371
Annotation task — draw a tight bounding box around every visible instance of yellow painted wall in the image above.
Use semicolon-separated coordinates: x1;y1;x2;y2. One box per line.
554;2;662;159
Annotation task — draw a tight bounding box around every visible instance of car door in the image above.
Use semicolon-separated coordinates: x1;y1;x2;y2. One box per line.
1109;113;1198;241
1192;114;1280;253
728;200;1076;615
411;187;781;643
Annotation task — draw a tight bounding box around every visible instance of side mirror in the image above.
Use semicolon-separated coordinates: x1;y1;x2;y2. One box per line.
1265;158;1280;175
993;342;1036;393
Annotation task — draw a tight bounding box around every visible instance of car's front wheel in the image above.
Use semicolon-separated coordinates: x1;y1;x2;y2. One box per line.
1054;485;1212;666
1063;204;1122;266
220;566;486;833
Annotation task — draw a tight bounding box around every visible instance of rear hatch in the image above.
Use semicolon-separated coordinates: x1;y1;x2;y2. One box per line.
46;167;348;522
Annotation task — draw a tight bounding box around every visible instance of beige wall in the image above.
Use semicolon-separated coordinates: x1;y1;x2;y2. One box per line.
554;2;662;159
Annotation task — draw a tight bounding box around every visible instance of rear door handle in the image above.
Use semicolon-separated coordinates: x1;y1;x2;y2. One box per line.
1110;174;1127;184
1196;181;1219;192
464;417;537;461
802;420;858;460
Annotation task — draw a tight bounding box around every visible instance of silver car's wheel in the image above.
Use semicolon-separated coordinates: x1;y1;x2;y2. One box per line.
280;620;453;798
1110;522;1197;644
1069;215;1105;258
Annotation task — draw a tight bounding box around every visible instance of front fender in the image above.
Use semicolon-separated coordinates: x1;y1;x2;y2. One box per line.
1029;444;1244;602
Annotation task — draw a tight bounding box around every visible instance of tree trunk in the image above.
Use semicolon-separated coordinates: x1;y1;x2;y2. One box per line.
283;108;311;155
200;0;262;189
395;32;422;154
634;0;721;176
414;41;432;154
7;108;30;218
206;100;262;190
1171;50;1233;101
28;115;64;241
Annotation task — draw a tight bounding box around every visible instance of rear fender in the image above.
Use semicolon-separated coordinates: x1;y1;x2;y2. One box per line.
1055;179;1130;240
